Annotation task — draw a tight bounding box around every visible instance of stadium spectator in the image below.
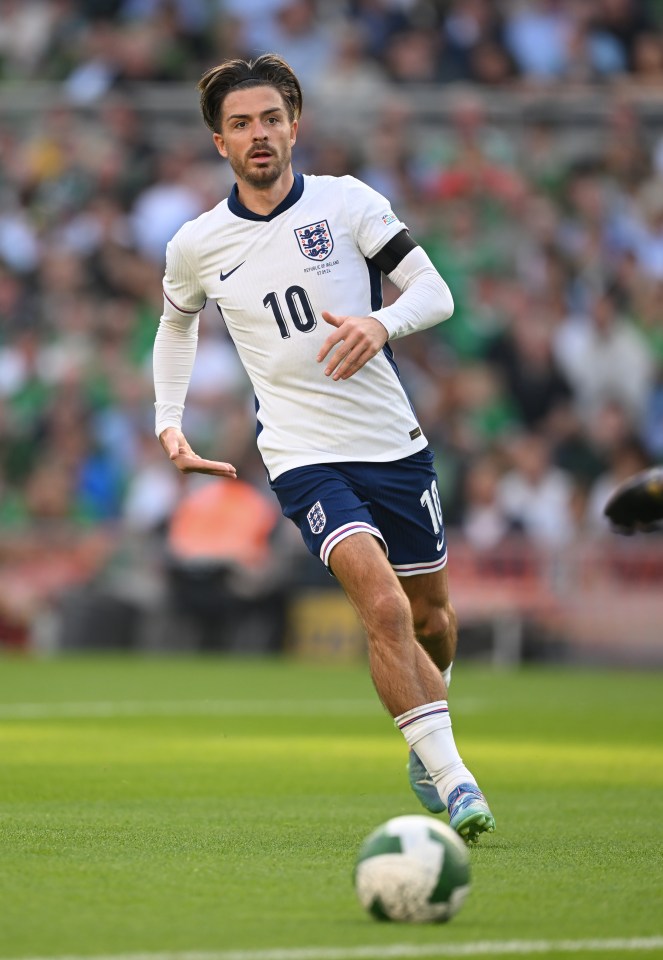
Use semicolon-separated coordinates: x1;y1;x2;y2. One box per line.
265;0;339;92
486;294;574;430
553;286;655;423
624;25;663;87
383;28;441;84
497;432;578;548
502;0;575;82
0;0;58;79
313;22;388;109
122;430;182;532
621;178;663;282
442;0;513;84
131;148;207;263
460;451;513;552
598;0;657;70
221;0;291;56
165;474;288;652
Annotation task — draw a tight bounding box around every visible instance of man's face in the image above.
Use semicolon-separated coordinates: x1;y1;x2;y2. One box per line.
213;85;297;189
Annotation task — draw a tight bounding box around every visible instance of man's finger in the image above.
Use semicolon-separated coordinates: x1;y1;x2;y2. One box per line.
159;428;189;460
337;344;373;380
317;320;347;363
160;437;181;459
325;335;378;379
172;445;193;461
172;454;237;478
321;310;344;328
317;332;343;364
324;345;353;377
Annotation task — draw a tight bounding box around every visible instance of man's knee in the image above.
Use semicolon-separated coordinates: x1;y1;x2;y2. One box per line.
331;533;411;638
412;601;456;645
364;584;412;638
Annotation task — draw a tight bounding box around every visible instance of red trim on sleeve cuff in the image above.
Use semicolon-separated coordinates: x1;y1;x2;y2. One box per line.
163;289;205;315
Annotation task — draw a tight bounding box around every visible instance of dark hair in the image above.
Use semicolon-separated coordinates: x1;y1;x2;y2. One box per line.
198;54;303;133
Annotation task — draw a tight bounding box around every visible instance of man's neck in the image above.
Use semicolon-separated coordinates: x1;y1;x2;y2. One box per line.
235;169;295;216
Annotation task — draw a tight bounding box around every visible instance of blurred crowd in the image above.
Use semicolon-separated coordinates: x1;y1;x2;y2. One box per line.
1;0;663;643
2;0;663;90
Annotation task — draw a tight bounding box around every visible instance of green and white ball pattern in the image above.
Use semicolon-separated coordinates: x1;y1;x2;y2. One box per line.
354;815;471;923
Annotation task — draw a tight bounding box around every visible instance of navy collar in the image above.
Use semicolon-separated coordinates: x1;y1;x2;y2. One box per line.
228;172;304;222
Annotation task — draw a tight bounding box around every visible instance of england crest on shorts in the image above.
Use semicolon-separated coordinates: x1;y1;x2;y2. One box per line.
294;220;334;261
307;500;327;534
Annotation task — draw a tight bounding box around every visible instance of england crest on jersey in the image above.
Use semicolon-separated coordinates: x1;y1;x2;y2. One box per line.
307;500;327;534
295;220;334;261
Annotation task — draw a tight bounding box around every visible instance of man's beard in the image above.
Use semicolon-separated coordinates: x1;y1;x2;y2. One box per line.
230;148;290;189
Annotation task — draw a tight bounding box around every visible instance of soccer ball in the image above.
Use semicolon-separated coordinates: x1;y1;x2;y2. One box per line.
354;814;471;923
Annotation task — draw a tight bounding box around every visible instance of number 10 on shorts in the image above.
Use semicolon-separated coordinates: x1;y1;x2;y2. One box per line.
420;480;443;534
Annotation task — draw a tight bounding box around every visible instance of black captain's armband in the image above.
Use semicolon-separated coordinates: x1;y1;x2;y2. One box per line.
369;229;418;275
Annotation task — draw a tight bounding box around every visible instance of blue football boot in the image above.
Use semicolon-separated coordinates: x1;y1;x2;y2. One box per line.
407;749;446;814
448;782;496;844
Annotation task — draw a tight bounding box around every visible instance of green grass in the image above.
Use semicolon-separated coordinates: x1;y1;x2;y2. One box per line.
0;655;662;960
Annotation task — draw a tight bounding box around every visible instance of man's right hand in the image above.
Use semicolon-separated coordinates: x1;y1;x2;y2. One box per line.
159;427;237;478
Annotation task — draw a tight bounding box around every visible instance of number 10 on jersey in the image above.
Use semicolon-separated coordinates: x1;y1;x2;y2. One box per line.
264;285;317;339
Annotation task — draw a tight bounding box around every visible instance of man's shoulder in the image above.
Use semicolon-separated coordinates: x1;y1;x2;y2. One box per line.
300;175;384;224
303;173;368;192
169;198;231;248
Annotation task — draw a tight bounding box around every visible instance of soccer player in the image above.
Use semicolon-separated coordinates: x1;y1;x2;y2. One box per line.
604;466;663;533
153;54;495;843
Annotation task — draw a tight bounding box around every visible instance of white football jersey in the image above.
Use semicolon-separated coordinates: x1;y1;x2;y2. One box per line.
163;173;428;480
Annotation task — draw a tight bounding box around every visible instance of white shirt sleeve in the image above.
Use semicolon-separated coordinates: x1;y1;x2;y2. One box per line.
153;233;206;437
369;245;454;339
343;176;408;258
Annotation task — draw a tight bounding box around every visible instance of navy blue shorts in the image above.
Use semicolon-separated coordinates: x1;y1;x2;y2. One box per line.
270;449;447;576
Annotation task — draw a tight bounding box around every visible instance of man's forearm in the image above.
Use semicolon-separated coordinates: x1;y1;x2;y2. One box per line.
153;309;199;437
369;247;454;340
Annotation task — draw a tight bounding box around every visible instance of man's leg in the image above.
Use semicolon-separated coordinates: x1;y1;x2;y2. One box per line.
397;567;493;840
399;569;457;813
330;532;444;716
329;532;494;842
400;567;456;675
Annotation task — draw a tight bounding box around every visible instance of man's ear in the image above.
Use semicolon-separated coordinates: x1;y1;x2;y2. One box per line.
213;132;227;158
290;119;298;148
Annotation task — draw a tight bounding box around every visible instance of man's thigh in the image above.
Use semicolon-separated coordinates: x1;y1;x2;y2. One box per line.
270;463;387;568
270;450;448;575
399;567;451;611
327;530;403;611
354;450;449;577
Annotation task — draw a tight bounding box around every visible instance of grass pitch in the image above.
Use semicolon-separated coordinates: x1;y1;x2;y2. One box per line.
0;655;662;960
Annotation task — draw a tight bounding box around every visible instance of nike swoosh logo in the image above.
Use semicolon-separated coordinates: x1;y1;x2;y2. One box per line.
436;540;444;551
219;262;245;281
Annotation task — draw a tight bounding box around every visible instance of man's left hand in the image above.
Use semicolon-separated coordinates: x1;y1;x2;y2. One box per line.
317;312;388;380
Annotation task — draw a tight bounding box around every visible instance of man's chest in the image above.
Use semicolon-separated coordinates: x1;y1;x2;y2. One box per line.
195;209;361;311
